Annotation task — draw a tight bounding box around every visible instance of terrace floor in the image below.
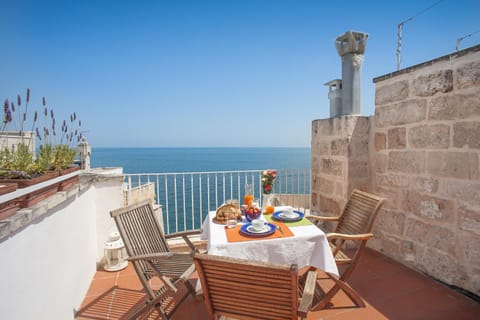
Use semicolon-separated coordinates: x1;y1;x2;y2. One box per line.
76;248;480;319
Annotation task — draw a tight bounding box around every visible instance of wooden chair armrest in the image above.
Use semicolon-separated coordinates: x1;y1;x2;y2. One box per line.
306;215;340;222
165;229;202;251
327;232;374;241
127;252;174;261
164;229;202;239
298;270;317;317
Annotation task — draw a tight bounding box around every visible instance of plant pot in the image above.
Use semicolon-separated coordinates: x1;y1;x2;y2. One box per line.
0;199;20;221
0;182;18;195
0;171;60;208
58;166;80;191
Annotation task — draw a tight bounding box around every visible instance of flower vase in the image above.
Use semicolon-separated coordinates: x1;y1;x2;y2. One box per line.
261;193;275;212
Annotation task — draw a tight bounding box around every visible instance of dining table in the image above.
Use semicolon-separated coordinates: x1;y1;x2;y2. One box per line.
200;206;339;276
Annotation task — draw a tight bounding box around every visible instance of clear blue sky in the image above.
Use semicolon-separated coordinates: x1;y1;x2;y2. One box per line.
1;0;478;148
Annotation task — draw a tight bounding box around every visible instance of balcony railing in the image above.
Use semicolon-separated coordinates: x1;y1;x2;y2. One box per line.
123;168;310;234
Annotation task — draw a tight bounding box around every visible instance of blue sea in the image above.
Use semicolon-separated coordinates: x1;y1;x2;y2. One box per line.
90;147;310;173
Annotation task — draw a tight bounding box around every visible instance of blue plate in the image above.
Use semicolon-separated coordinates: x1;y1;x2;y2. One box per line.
240;223;276;237
272;210;304;222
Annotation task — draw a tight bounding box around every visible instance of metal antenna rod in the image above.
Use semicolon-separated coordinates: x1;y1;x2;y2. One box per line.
456;30;480;51
396;0;445;70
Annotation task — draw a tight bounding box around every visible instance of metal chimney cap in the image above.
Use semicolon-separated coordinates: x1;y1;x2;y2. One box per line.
324;79;342;87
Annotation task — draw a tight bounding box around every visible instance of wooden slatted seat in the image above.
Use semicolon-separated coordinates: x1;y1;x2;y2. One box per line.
110;200;202;320
194;253;318;320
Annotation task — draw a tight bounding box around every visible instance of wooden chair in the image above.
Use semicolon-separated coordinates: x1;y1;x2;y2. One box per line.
110;199;202;320
193;253;318;320
307;189;384;282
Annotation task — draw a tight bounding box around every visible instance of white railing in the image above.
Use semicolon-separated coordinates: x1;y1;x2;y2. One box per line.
124;168;311;233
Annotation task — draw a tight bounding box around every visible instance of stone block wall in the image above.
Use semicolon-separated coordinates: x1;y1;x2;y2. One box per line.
371;46;480;295
311;45;480;296
311;116;371;224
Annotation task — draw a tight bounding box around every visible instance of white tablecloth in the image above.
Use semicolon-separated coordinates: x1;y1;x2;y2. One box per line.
201;210;339;276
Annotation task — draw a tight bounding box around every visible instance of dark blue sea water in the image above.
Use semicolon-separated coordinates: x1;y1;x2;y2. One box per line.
90;147;310;173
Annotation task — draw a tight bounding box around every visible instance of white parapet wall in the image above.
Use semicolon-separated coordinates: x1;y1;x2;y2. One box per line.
0;167;124;320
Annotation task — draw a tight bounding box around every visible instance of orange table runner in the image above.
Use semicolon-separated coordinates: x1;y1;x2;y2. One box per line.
225;221;294;242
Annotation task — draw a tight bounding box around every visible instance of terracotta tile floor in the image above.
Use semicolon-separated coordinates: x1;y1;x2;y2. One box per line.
76;248;480;319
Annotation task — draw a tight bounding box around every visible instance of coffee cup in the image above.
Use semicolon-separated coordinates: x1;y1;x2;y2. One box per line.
283;207;296;218
251;219;265;231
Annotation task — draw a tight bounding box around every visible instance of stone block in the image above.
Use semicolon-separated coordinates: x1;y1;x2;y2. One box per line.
311;192;318;208
421;248;467;286
375;173;408;189
317;141;330;155
374;186;404;211
375;80;409;105
375;132;386;151
427;151;479;180
331;138;349;156
312;119;334;136
458;205;480;235
375;174;438;193
426;224;456;254
429;91;480;120
453;121;480;149
374;153;387;173
405;217;428;243
318;194;341;216
387;127;406;149
410;176;439;193
462;234;480;266
445;179;480;207
373;208;405;235
412;69;453;97
379;233;416;263
456;60;480;89
375;99;427;128
348;160;369;179
388;151;425;174
408;124;450;149
350;136;369;158
406;192;454;222
320;158;343;177
317;176;335;195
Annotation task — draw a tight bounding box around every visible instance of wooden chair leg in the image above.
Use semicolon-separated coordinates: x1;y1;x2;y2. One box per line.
313;272;365;310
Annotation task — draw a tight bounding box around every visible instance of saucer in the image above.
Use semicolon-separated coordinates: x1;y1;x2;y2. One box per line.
246;225;270;234
240;223;276;237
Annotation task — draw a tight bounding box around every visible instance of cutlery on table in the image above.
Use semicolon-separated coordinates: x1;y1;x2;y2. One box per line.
276;225;284;234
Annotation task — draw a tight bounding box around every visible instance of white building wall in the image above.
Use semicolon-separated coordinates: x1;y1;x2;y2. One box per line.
0;169;124;320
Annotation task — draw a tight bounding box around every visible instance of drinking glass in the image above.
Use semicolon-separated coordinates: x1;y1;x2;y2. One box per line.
244;183;254;205
226;211;237;229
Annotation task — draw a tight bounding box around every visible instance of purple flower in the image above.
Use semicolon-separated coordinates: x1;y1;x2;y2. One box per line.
26;88;30;103
17;94;21;106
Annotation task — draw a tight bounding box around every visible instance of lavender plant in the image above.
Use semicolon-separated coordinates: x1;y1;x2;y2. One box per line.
36;97;82;170
0;88;83;178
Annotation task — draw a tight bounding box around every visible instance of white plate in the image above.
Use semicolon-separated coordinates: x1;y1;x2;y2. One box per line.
246;225;271;234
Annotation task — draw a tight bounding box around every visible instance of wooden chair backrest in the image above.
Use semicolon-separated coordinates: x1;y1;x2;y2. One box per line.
194;253;299;320
336;189;385;235
110;199;170;298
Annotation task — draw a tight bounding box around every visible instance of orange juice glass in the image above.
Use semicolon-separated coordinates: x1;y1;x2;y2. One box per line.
244;194;254;205
244;183;254;205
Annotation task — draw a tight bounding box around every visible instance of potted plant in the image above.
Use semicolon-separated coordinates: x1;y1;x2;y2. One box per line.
36;106;82;191
0;89;83;209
